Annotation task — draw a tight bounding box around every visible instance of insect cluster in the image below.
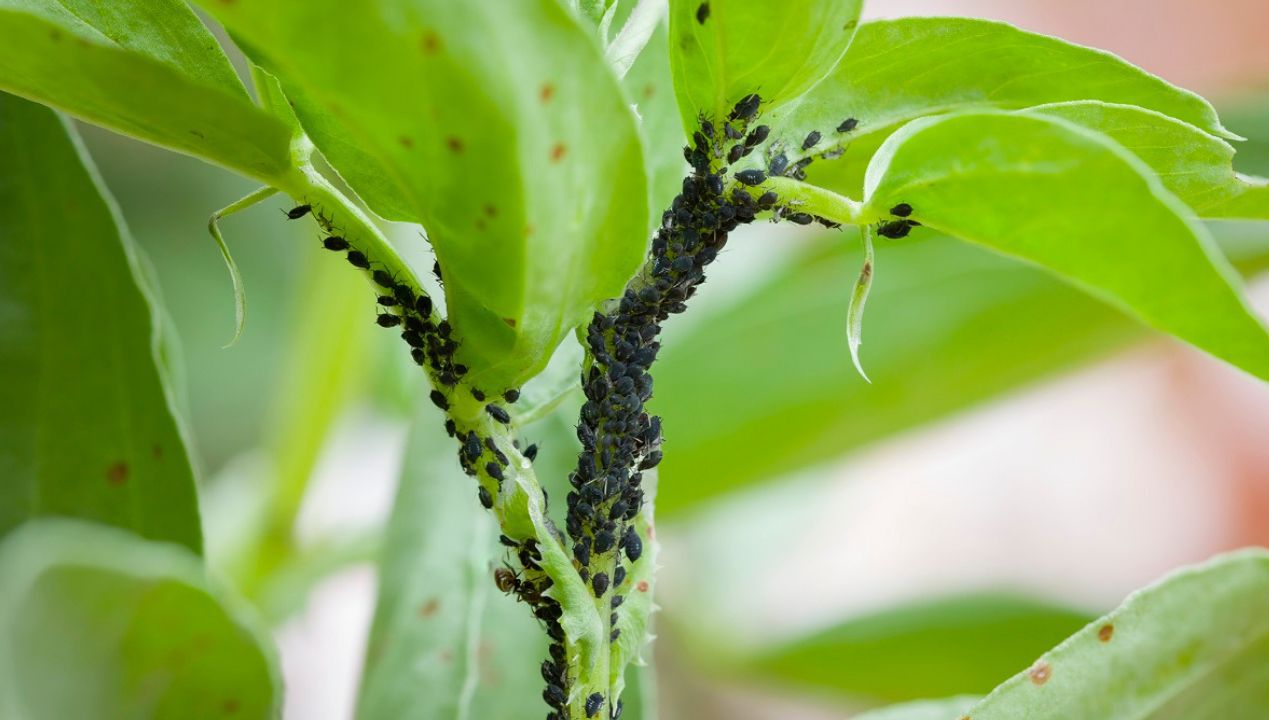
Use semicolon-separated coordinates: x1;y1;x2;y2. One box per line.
287;89;914;720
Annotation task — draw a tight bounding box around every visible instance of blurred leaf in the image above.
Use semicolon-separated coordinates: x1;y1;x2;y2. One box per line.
200;0;650;390
1022;102;1269;220
626;21;688;225
0;518;280;720
654;226;1269;515
744;594;1094;703
0;3;292;182
619;661;658;720
851;697;979;720
967;550;1269;719
0;95;201;552
356;403;547;720
862;112;1269;379
668;0;863;128
785;17;1239;198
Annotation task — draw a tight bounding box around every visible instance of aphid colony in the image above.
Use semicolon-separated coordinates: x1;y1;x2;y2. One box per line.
290;91;912;720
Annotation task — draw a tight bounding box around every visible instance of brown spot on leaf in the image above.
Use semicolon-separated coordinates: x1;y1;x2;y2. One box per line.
446;136;464;153
550;143;567;163
502;317;517;328
418;598;440;618
475;218;487;231
106;462;129;486
524;224;535;237
1028;661;1052;685
540;84;555;103
636;581;649;592
421;31;441;54
844;19;858;31
483;204;497;218
438;648;453;663
152;444;163;459
49;29;62;41
399;135;415;148
222;699;240;714
1098;623;1114;642
189;129;206;139
643;84;655;100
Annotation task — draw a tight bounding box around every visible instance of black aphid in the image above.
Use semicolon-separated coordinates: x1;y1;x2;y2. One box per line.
478;486;493;509
322;236;349;251
592;572;610;597
503;389;520;403
837;117;859;133
377;295;397;307
471;388;486;401
890;202;913;217
769;153;789;176
486;404;511;424
613;566;627;586
429;390;449;410
415;295;433;316
695;2;709;24
585;693;605;718
877;220;913;239
376;313;402;328
524;443;539;462
623;527;643;562
802;130;822;150
347;250;370;269
372;270;394;288
735;169;766;186
486;462;504;482
745;125;770;147
285;204;311;220
730;93;761;122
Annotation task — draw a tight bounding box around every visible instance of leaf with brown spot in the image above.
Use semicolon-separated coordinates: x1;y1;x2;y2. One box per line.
965;550;1269;718
0;96;201;551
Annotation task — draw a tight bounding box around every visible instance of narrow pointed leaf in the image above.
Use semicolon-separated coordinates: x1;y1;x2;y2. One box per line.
0;94;201;552
846;226;875;382
863;112;1269;380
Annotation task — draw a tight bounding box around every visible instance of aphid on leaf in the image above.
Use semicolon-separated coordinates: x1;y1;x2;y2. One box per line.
745;125;770;147
322;236;349;251
376;313;401;328
623;527;643;562
735;169;766;186
485;462;504;482
890;202;913;217
415;295;433;316
592;572;610;597
837;117;859;133
877;220;913;239
373;270;394;288
478;486;493;509
503;389;520;403
802;130;822;150
524;443;539;462
347;250;370;269
429;390;449;410
586;693;605;718
471;388;486;401
285;204;311;220
726;144;744;164
729;93;761;122
768;153;789;176
376;295;397;307
695;2;709;24
756;190;778;209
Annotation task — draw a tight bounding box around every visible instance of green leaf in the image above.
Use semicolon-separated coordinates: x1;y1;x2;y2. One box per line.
0;518;280;720
625;21;689;227
668;0;863;128
357;404;546;720
0;94;201;552
862;111;1269;380
199;0;651;390
967;549;1269;718
653;229;1269;515
851;697;979;720
778;17;1239;197
1022;102;1269;220
0;3;292;182
744;594;1094;702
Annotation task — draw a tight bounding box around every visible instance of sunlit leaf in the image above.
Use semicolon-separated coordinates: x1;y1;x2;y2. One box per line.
863;112;1269;379
778;17;1239;200
668;0;863;128
0;94;201;551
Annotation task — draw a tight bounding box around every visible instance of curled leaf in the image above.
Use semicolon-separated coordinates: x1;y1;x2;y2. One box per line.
847;226;875;382
206;186;278;347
